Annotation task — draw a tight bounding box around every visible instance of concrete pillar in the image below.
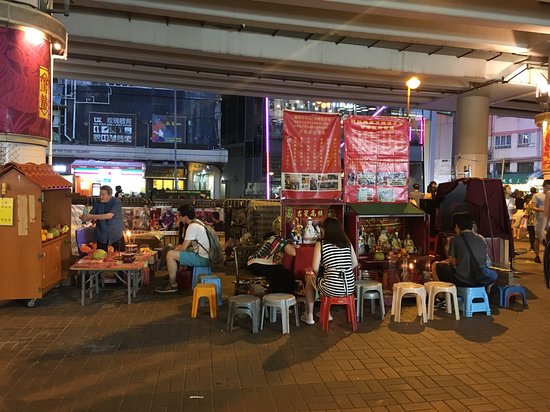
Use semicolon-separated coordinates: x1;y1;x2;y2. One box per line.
0;1;66;164
454;95;490;178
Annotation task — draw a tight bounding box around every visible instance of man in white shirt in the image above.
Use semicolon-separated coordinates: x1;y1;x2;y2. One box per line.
156;205;210;293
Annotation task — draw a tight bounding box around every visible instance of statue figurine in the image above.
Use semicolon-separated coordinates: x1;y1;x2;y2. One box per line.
303;217;318;244
367;232;376;250
315;224;321;238
377;229;390;251
290;218;303;244
391;231;402;250
404;234;415;254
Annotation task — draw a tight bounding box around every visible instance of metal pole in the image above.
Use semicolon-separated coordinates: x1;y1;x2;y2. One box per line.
406;87;411;117
173;89;178;190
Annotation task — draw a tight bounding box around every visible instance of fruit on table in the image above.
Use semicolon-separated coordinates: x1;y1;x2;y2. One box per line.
92;249;107;260
48;228;60;238
46;232;54;239
373;251;385;261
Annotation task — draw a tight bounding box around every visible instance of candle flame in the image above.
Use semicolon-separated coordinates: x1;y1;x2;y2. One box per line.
409;263;414;270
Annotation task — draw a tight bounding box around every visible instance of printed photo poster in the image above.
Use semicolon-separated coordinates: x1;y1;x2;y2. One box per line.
281;111;341;199
344;116;410;203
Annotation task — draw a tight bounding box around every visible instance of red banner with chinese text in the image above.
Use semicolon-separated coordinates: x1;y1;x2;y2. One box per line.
281;111;341;199
343;116;410;203
0;27;51;140
543;126;550;173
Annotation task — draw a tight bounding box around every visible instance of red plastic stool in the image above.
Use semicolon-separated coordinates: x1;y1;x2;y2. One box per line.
319;295;357;332
428;235;439;256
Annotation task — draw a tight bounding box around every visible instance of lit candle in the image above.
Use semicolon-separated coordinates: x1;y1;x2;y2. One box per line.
126;230;132;244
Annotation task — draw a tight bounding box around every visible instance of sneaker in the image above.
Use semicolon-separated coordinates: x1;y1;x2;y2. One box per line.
434;299;446;309
155;283;178;293
534;256;542;263
300;314;315;325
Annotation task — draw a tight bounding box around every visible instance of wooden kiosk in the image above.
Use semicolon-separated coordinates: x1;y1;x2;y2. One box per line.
0;163;72;307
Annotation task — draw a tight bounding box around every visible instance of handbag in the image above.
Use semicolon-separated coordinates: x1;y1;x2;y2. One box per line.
460;234;497;285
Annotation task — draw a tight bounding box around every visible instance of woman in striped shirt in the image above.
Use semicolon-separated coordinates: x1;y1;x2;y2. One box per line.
301;217;359;325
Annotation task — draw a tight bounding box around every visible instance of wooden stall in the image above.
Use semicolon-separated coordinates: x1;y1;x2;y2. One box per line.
0;163;72;307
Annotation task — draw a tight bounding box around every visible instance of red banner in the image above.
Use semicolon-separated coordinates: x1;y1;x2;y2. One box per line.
543;126;550;173
344;116;410;203
281;111;341;199
0;27;51;140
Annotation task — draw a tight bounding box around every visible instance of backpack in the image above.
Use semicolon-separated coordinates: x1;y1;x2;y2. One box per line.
192;219;224;264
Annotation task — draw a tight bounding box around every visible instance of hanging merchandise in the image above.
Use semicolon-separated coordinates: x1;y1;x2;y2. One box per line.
281;111;341;199
343;116;410;203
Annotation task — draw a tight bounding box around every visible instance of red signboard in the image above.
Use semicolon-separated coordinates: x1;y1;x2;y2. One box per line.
344;116;410;203
281;111;341;199
0;27;51;140
543;126;550;173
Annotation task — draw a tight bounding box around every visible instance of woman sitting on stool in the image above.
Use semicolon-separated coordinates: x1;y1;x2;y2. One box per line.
301;217;359;325
431;212;489;286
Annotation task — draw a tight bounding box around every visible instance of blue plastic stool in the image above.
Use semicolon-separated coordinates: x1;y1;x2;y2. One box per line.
456;286;491;317
192;266;212;289
199;275;223;306
491;284;528;307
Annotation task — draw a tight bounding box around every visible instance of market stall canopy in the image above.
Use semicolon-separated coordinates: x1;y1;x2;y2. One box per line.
434;178;513;257
0;163;72;190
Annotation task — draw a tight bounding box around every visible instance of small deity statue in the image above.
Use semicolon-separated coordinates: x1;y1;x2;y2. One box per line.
367;232;376;250
315;224;321;238
404;234;415;254
377;229;390;251
290;218;303;244
303;217;318;244
391;231;402;250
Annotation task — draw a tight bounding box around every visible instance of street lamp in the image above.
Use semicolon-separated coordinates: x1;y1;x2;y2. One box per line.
406;76;421;117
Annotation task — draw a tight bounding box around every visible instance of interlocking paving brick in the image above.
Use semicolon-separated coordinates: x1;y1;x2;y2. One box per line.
1;255;550;411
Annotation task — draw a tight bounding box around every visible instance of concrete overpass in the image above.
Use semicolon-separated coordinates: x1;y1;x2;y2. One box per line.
50;0;550;118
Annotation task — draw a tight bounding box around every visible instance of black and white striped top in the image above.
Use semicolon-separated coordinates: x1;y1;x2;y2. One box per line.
318;241;355;297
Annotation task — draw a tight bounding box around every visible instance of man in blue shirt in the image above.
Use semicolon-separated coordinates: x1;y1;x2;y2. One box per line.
80;185;125;252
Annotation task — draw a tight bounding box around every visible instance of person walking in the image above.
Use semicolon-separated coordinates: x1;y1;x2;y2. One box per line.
530;181;550;263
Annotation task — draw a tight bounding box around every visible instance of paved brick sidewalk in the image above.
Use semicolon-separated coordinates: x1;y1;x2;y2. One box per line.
1;243;550;411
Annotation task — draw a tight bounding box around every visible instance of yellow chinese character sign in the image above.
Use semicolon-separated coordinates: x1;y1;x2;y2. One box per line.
38;66;50;120
0;198;14;226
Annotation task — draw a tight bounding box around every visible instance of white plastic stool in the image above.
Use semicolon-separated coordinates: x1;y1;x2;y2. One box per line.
260;293;300;334
424;281;460;321
391;282;427;323
355;280;385;321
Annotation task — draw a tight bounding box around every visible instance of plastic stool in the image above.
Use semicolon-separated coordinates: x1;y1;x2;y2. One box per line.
199;275;223;306
227;295;261;333
424;281;460;320
192;266;212;289
355;280;385;321
153;247;164;271
319;295;357;332
491;284;528;307
191;283;217;318
260;293;300;334
391;282;427;323
456;286;491;317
